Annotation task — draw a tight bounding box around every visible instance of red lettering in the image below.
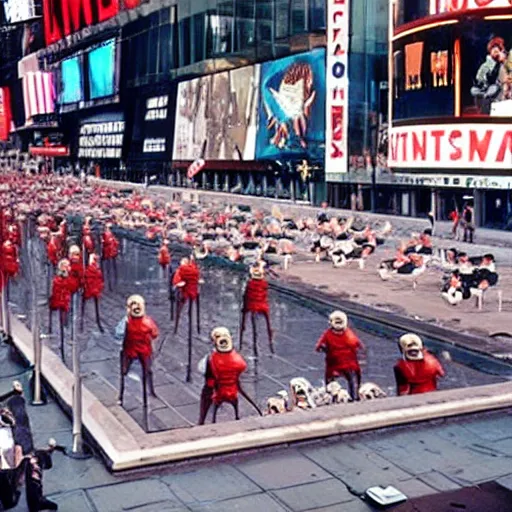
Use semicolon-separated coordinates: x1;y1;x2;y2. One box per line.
447;0;468;11
332;88;344;100
496;131;512;162
331;142;344;158
431;130;445;162
43;0;120;45
390;133;399;161
448;130;462;161
400;132;408;161
474;0;494;6
412;131;427;160
333;10;346;24
469;130;492;161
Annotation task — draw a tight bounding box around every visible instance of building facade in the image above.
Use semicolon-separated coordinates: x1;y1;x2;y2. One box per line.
387;0;512;228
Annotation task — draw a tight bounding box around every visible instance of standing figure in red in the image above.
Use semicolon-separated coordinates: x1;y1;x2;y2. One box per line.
67;245;84;296
240;263;274;356
158;238;171;277
199;327;255;424
172;256;201;381
82;216;95;258
394;333;445;395
172;256;201;334
81;253;104;332
46;232;61;268
101;223;119;290
118;295;159;427
49;259;72;360
315;310;365;401
1;232;20;280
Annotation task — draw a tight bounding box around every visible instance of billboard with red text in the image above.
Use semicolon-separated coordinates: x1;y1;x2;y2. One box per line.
43;0;142;45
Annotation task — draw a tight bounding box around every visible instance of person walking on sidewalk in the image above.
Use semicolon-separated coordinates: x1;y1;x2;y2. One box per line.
462;201;475;243
449;208;460;240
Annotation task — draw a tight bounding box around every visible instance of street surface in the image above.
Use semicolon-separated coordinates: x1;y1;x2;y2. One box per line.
7;231;506;432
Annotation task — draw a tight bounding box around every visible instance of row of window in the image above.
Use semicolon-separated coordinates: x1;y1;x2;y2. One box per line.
121;1;326;87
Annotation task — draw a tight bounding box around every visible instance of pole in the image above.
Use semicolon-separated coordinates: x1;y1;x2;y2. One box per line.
1;273;11;338
71;292;83;453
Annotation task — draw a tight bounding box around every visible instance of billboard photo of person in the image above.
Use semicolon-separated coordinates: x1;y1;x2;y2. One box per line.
469;36;508;115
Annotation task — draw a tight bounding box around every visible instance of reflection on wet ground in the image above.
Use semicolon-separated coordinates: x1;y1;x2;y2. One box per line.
8;230;509;433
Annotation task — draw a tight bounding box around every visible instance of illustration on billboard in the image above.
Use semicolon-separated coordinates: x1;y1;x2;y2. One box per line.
466;26;512;117
173;64;260;161
256;48;326;161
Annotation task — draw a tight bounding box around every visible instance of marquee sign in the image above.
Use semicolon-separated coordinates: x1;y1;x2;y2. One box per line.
435;0;512;14
388;124;512;170
43;0;143;45
78;120;124;159
325;0;350;177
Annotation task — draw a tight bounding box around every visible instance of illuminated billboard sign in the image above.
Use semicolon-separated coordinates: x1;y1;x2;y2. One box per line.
433;0;512;14
2;0;41;24
388;124;512;169
78;118;124;159
43;0;142;45
326;0;350;176
87;39;117;100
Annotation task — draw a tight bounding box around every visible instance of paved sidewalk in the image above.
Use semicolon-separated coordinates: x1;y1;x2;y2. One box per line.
1;362;511;512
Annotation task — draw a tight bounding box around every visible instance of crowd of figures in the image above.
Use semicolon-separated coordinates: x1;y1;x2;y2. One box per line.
0;169;500;509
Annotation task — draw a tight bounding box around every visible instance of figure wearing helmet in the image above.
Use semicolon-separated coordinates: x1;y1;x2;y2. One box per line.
315;311;365;401
118;295;159;409
198;327;248;424
394;333;445;395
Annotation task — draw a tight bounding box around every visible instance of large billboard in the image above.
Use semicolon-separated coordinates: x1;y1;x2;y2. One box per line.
22;71;56;125
256;48;326;161
78;114;124;159
173;65;260;161
43;0;143;45
326;0;350;175
388;124;512;169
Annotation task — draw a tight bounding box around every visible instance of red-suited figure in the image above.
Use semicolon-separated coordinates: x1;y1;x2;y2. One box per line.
240;263;274;356
101;223;119;290
315;311;364;401
49;259;72;360
118;295;159;417
67;245;84;295
7;223;21;247
82;216;95;255
172;256;201;332
394;333;445;396
81;253;104;332
46;233;60;267
199;327;252;424
1;238;19;279
158;238;171;272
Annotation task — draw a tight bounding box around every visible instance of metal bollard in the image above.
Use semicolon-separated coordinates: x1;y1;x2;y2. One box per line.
71;293;83;453
1;274;11;337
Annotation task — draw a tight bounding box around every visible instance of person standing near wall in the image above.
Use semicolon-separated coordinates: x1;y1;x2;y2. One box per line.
462;201;475;243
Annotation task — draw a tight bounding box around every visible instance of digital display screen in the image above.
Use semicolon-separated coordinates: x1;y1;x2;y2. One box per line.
60;56;83;104
88;39;116;100
392;19;512;121
461;20;512;117
256;48;326;160
173;65;260;161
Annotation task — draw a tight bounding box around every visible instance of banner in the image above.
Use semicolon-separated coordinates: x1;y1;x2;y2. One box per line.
2;0;41;24
388;124;512;170
187;159;206;179
326;0;350;176
78;118;124;159
22;72;55;125
0;88;12;141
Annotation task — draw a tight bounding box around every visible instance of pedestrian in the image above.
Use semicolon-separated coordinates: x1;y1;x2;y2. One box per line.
449;208;460;240
462;201;475;243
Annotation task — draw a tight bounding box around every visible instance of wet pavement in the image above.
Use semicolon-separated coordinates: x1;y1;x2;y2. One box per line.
7;228;508;433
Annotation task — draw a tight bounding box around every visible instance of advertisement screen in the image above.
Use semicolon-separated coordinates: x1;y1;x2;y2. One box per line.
88;39;116;100
394;0;512;29
60;56;83;104
461;20;512;117
173;65;260;161
78;114;124;159
256;48;326;161
393;26;455;120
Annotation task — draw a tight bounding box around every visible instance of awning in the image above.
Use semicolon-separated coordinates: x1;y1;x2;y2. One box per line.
29;146;69;157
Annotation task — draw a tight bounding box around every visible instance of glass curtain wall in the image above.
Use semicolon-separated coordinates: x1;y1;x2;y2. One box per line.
123;0;326;88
